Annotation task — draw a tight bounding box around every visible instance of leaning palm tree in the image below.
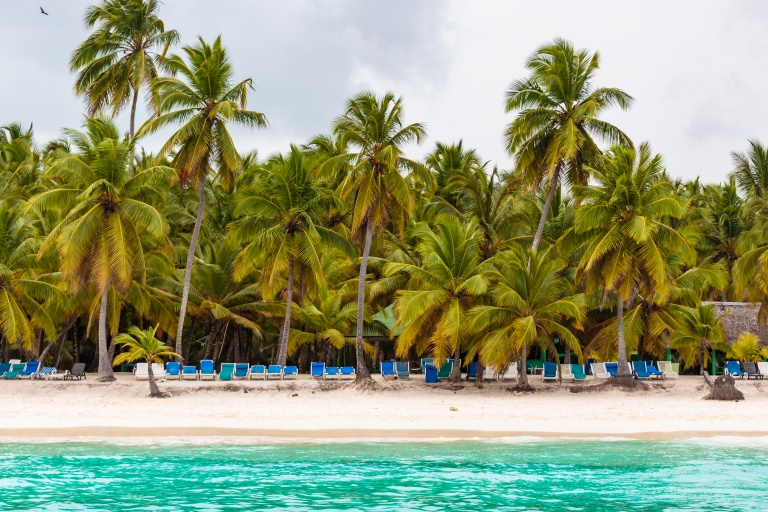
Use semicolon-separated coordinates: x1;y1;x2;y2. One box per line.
319;91;430;379
28;116;169;381
230;145;351;367
670;304;726;374
385;216;493;381
730;139;768;198
504;38;633;251
574;143;693;377
141;36;267;361
70;0;179;143
470;247;585;387
113;324;179;397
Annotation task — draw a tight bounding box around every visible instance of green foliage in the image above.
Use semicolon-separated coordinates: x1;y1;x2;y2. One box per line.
112;324;179;365
728;332;768;363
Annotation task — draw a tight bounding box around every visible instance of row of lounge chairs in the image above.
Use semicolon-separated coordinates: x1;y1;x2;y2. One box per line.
725;361;768;380
0;361;86;380
309;362;357;380
136;361;307;381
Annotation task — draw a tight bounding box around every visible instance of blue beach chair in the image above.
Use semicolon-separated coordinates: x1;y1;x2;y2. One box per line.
726;361;745;379
605;362;619;377
19;361;40;379
283;366;298;380
33;367;56;380
542;362;558;381
219;363;235;381
396;361;410;379
233;363;249;380
266;365;283;380
325;366;340;379
182;365;198;380
248;365;266;380
632;361;651;380
466;362;478;380
0;362;10;377
311;362;326;380
420;358;434;373
340;366;355;379
199;360;216;380
381;361;396;379
166;362;181;380
646;364;665;379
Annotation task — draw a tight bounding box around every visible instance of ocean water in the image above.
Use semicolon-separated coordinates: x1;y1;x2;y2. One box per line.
0;438;765;511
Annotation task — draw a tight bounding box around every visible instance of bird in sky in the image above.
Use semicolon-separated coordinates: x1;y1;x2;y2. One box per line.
40;7;48;15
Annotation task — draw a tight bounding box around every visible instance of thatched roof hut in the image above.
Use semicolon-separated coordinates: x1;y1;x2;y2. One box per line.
705;302;768;345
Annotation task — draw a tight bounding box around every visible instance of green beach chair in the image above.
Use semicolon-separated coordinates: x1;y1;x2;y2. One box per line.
219;363;235;381
4;363;25;379
420;357;434;373
437;360;454;380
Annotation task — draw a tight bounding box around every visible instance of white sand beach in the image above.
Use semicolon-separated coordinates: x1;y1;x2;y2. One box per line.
1;374;766;440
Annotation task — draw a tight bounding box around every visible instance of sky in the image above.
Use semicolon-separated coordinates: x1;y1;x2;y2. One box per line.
2;0;767;184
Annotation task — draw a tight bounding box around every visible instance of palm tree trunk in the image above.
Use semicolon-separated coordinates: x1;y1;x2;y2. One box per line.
700;342;706;375
175;179;206;362
276;259;295;367
128;87;139;177
450;346;461;382
97;287;115;382
147;360;162;397
354;221;373;379
531;165;561;252
37;318;76;367
616;295;631;377
519;345;529;386
203;320;219;361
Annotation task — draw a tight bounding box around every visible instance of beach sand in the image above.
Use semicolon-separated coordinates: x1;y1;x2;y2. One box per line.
1;374;766;440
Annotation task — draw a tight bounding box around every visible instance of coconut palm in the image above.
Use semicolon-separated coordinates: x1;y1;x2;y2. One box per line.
385;216;493;381
470;246;585;387
28;116;169;381
425;140;483;212
574;143;693;377
728;332;768;363
730;140;768;198
504;38;633;251
70;0;179;143
670;304;726;374
141;36;267;361
113;324;179;396
319;91;430;379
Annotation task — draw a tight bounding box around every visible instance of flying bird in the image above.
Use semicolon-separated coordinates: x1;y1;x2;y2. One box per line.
40;7;48;15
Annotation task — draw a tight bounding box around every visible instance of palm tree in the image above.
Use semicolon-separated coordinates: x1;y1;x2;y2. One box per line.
574;143;693;377
385;216;493;381
670;304;726;374
28;116;169;381
141;36;267;361
425;140;482;212
728;332;768;363
730;140;768;198
319;91;430;379
230;145;351;367
113;324;179;396
70;0;179;144
470;247;585;387
504;38;633;251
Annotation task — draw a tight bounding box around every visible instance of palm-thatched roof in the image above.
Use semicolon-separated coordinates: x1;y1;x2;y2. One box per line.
705;302;768;345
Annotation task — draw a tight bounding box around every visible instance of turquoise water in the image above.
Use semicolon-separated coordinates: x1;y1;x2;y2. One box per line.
0;439;765;511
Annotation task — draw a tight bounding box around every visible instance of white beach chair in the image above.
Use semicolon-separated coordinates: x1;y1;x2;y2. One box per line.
135;363;148;380
657;361;678;379
560;363;575;382
152;363;166;381
498;362;519;382
756;361;768;378
591;362;611;380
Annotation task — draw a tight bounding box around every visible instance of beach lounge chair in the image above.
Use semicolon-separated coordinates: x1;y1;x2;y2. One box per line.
646;364;665;379
396;361;410;379
166;362;181;380
266;365;283;380
591;362;611;380
541;362;558;382
571;364;587;382
560;364;575;382
420;358;434;373
726;360;746;379
497;362;519;382
33;367;56;380
466;362;478;380
657;361;678;379
219;363;235;381
8;359;20;366
19;361;41;379
248;365;266;380
325;366;340;379
340;366;356;379
311;362;326;380
182;365;199;380
283;366;299;380
233;363;249;380
604;362;619;377
437;360;454;380
742;362;763;380
199;360;216;380
0;362;10;378
63;363;86;380
632;361;651;380
757;362;768;378
4;363;25;379
135;363;149;380
381;361;396;380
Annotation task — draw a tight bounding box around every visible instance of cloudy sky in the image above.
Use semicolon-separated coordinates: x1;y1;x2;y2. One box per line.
2;0;766;183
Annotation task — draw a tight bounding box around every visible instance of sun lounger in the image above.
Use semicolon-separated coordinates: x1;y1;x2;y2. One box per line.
311;362;326;380
248;365;266;380
283;366;299;380
742;362;763;380
437;360;455;380
396;361;410;379
33;367;56;380
8;359;20;366
325;366;340;379
420;358;434;373
604;362;619;377
63;363;86;380
646;364;664;379
757;362;768;378
493;362;518;381
199;360;216;380
726;360;745;379
542;362;558;382
182;365;199;380
560;364;575;382
657;361;678;379
632;361;651;380
571;364;587;382
466;362;478;380
340;366;355;379
0;362;10;378
266;365;283;380
166;362;181;380
4;363;25;379
233;363;249;380
219;363;235;381
19;361;41;379
380;361;396;380
135;363;149;380
591;362;610;380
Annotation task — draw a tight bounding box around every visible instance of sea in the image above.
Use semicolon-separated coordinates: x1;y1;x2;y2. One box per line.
0;438;765;511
